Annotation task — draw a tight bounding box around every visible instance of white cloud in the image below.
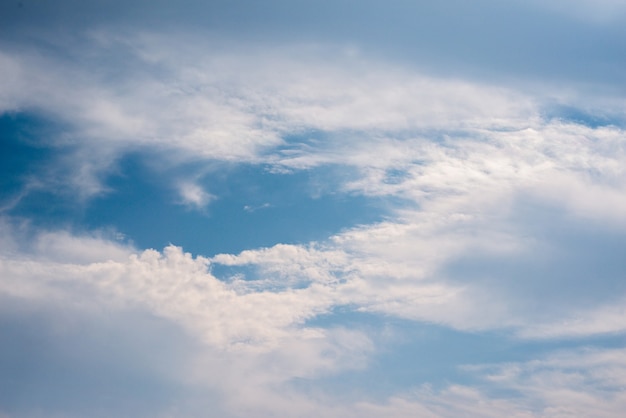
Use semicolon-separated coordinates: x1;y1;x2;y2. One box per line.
0;234;336;353
0;31;536;198
2;31;624;222
2;222;626;416
33;230;134;264
243;202;271;212
178;182;214;210
208;115;626;333
0;227;376;415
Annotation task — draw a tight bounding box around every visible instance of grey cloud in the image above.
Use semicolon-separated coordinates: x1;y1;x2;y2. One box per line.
0;297;203;418
442;198;626;326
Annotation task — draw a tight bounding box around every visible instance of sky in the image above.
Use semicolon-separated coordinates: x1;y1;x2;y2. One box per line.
1;0;626;416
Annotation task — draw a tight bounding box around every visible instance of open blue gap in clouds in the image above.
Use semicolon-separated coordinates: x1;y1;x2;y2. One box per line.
1;112;390;256
0;113;62;205
542;104;626;129
0;113;99;235
85;154;388;257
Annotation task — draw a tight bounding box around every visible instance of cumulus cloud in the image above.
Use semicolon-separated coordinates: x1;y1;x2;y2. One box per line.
0;226;377;373
2;226;626;417
0;226;376;416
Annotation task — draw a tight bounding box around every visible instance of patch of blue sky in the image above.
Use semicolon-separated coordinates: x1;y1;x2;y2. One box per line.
0;113;59;205
542;104;626;128
382;168;413;185
83;152;390;257
303;309;626;400
209;263;258;283
1;112;392;256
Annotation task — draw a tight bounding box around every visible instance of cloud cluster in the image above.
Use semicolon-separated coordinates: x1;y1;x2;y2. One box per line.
1;26;626;417
2;226;626;417
0;31;536;201
2;30;624;200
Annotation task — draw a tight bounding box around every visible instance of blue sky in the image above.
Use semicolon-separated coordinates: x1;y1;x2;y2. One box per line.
1;1;626;417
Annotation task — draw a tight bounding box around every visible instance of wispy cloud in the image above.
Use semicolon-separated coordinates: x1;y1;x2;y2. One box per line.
178;182;214;210
3;30;623;208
